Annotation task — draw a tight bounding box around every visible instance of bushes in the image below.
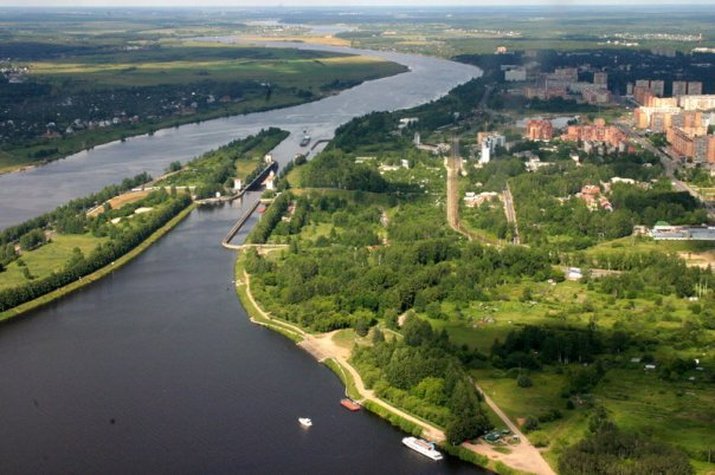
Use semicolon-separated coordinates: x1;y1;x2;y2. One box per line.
522;417;540;433
353;334;490;444
19;229;47;251
517;374;533;388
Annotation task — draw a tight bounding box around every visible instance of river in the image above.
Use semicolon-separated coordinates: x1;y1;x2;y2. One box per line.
0;43;485;473
0;43;480;230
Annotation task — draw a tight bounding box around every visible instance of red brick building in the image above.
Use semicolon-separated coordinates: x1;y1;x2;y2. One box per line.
561;119;627;149
525;119;554;141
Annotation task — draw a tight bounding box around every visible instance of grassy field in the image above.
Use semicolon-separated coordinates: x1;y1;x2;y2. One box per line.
422;270;715;472
29;50;405;89
0;234;106;291
0;203;195;322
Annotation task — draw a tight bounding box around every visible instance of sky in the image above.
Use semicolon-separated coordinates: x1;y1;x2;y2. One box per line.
2;0;715;6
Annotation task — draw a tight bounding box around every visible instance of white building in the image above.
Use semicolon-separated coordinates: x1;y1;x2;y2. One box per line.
504;67;527;82
264;171;276;191
478;134;506;164
398;117;419;129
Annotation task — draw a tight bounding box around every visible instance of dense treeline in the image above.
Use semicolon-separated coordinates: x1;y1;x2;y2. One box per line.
331;112;405;153
353;316;490;444
491;325;620;369
328;78;485;155
0;193;191;311
301;150;390;192
407;79;486;131
248;192;291;244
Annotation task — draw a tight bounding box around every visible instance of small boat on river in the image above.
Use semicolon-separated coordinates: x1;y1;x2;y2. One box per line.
340;398;361;411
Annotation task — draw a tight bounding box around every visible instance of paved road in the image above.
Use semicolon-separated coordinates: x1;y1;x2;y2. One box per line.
619;125;715;219
503;184;521;245
445;156;472;240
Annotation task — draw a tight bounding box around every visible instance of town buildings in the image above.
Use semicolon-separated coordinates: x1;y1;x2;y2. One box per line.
672;81;703;97
577;184;613;212
504;67;527;82
667;127;715;162
524;119;554;141
632;81;715;162
582;87;612;105
593;71;608;89
678;95;715;111
561;118;628;151
477;131;506;164
634;79;665;98
464;191;500;208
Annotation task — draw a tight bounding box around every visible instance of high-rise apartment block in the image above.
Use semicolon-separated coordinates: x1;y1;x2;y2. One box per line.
524;119;554;141
679;95;715;111
672;81;703;97
673;81;688;97
650;80;665;97
687;81;703;95
593;72;608;89
633;79;665;102
667;127;715;163
561;118;627;150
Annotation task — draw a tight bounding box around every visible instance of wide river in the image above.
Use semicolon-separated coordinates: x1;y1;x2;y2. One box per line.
0;42;485;473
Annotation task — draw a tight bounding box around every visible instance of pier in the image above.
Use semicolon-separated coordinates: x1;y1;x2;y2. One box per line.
221;195;261;249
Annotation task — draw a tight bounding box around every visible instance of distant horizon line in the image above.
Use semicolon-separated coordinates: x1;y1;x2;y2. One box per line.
2;3;715;8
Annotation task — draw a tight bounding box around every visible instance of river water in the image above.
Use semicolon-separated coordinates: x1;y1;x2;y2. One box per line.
0;43;485;473
0;43;480;230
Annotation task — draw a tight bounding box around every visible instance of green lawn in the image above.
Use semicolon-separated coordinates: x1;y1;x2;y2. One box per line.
285;163;306;188
595;369;715;465
0;234;105;291
30;50;406;90
235;157;263;181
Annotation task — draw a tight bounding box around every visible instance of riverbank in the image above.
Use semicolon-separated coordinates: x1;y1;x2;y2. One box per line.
0;202;196;322
234;253;541;475
0;61;407;177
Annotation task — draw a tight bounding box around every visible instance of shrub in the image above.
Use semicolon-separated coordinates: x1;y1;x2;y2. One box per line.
517;374;533;388
522;417;539;432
